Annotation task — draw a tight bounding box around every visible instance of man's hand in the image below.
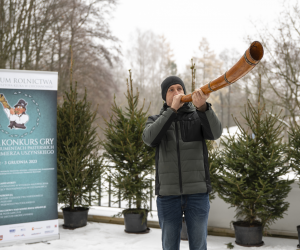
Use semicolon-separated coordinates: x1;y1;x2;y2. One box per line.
10;108;14;115
192;89;210;111
171;94;185;111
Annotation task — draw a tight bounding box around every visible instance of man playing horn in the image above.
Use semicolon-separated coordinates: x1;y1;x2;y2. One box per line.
142;76;222;250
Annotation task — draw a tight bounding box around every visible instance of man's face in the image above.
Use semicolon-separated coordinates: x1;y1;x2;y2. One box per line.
166;84;184;106
15;106;25;115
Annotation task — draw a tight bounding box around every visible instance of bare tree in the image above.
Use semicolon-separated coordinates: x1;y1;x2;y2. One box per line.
0;0;120;123
45;0;120;100
219;48;241;128
255;2;300;129
182;38;223;121
196;38;223;84
126;29;177;115
0;0;65;70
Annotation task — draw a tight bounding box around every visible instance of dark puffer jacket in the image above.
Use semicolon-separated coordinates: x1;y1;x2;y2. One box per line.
142;102;222;196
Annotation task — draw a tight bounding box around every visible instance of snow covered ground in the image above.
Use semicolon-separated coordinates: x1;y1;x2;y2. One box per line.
3;218;299;250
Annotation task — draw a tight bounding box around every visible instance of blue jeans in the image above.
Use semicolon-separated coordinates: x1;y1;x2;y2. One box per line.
156;193;210;250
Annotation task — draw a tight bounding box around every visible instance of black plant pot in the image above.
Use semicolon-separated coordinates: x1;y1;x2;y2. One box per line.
123;209;149;233
181;216;188;241
233;221;264;247
62;207;89;229
297;225;300;248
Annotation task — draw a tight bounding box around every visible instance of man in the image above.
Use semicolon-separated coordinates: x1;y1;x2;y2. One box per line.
2;99;29;129
142;76;222;250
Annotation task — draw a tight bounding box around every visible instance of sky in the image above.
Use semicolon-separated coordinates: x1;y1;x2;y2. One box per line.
109;0;296;73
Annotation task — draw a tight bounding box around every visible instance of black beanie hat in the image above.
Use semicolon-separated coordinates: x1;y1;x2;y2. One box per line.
161;76;186;101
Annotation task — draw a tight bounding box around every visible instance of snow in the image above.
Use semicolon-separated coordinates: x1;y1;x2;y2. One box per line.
2;204;299;249
221;126;241;137
214;126;241;148
3;218;299;250
22;126;295;250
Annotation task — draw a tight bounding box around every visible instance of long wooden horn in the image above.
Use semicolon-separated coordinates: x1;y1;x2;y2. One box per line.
181;41;264;103
0;94;11;109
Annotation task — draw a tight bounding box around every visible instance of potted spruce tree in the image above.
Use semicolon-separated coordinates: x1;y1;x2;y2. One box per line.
288;126;300;248
213;91;293;247
57;62;104;229
101;70;155;233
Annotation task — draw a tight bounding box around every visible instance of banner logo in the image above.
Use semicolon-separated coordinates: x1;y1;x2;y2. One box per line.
45;230;54;234
14;234;25;237
31;232;41;236
0;95;30;130
0;91;41;138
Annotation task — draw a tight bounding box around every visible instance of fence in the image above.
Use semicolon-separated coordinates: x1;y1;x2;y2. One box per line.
95;177;300;236
80;173;156;211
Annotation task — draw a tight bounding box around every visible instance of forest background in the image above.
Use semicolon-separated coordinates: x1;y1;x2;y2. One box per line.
1;0;299;138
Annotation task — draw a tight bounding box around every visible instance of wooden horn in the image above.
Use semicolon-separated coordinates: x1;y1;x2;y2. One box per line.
181;41;264;103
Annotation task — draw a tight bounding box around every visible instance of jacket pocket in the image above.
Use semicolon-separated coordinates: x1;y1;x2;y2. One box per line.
180;117;202;142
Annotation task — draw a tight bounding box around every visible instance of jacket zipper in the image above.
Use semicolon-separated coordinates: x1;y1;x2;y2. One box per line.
174;118;183;194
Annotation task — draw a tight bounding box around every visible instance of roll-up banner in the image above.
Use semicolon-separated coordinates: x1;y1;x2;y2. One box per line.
0;69;59;247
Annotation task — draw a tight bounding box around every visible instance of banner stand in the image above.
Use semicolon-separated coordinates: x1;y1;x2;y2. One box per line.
0;69;59;246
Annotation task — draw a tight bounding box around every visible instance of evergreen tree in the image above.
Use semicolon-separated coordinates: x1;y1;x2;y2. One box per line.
213;88;293;228
206;140;219;201
101;70;155;217
288;126;300;186
57;59;104;210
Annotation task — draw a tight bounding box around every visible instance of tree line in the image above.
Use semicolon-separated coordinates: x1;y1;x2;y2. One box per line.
0;0;119;123
1;0;299;138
